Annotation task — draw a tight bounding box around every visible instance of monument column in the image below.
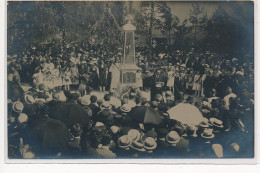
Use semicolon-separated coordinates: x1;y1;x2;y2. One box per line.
118;18;140;92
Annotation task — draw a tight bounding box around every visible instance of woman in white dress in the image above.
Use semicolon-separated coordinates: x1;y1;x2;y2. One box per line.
45;71;54;92
53;65;63;92
166;67;175;93
192;71;201;97
109;63;120;92
62;67;72;91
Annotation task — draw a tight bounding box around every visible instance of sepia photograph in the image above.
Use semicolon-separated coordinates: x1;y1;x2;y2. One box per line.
6;0;254;161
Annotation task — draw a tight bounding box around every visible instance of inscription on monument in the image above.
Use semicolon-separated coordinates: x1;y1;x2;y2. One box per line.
122;72;136;83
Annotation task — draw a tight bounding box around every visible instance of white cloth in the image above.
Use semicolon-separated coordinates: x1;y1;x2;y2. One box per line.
109;64;120;90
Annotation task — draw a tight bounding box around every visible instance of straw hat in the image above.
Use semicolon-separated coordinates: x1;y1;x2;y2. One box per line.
120;104;132;113
130;141;145;152
117;135;131;149
12;101;24;113
143;137;157;150
166;131;180;145
201;129;215;139
209;118;224;128
127;129;141;142
24;94;35;104
199;118;209;128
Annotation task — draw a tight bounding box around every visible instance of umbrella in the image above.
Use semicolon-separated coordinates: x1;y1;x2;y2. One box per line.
49;102;91;128
30;118;72;156
167;103;205;126
128;106;162;125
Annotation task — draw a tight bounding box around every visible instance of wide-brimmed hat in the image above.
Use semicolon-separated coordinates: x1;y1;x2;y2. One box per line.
127;129;141;142
143;137;157;150
209;118;224;128
12;101;24;113
166;131;180;145
199;118;209;128
201;129;215;139
120;104;132;113
100;101;112;109
18;113;28;123
117;135;131;149
24;94;35;104
130;141;146;152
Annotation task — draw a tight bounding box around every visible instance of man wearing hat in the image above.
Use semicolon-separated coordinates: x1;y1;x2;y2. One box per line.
97;101;115;127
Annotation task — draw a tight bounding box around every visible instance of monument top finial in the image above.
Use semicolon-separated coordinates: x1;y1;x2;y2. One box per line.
123;14;136;31
125;14;134;24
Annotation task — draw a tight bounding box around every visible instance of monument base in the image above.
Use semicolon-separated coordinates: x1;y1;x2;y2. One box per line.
117;64;140;95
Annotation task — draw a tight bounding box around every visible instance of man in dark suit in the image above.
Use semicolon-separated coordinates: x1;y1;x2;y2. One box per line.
89;95;101;124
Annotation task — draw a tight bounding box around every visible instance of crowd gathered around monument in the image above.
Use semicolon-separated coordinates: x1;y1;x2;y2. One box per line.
7;38;254;159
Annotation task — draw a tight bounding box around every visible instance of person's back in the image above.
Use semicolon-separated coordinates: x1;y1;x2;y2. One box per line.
95;134;116;158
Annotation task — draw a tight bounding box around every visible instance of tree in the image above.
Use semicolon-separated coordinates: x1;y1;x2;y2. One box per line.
173;19;192;51
189;3;207;52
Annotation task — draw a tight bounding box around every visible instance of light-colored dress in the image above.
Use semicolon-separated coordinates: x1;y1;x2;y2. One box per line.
70;67;79;85
166;71;175;87
192;75;201;91
53;68;63;87
63;70;72;85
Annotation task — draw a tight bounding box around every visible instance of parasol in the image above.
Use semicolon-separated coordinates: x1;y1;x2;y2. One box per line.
167;103;205;126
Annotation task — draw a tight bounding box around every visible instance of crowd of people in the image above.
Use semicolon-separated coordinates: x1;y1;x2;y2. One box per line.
7;44;254;159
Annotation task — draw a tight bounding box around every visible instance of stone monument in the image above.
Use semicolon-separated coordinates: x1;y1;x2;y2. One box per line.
118;15;140;92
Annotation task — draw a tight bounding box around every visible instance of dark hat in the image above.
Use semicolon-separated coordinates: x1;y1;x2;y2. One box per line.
70;124;82;137
156;128;169;138
145;129;158;139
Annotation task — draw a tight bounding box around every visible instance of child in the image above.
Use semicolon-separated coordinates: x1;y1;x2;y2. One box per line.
63;67;72;91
